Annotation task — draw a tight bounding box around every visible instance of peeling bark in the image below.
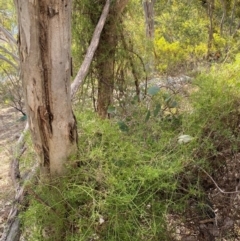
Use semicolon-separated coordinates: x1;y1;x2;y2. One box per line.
15;0;77;177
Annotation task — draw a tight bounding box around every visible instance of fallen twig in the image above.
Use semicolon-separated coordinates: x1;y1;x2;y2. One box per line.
198;165;240;194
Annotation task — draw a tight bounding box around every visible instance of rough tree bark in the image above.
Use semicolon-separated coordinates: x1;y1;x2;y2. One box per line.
143;0;155;38
96;16;116;118
71;0;111;97
96;0;129;118
15;0;77;177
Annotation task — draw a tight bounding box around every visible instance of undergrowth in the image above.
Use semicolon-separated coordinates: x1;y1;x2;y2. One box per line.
22;111;189;241
21;56;240;240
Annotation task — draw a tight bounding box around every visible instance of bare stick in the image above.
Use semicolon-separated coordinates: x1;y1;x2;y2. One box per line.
198;166;240;194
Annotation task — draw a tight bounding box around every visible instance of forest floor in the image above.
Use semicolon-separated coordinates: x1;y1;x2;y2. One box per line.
0;101;239;240
0;106;25;237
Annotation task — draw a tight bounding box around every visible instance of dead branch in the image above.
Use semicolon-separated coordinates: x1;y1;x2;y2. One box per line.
198;166;240;194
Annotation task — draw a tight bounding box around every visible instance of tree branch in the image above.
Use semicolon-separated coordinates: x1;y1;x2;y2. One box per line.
0;25;17;45
71;0;111;98
0;46;19;62
0;54;18;70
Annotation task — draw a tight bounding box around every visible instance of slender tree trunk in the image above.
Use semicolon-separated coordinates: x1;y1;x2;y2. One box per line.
96;16;116;118
15;0;77;177
71;0;111;98
143;0;155;39
96;0;129;118
207;0;215;58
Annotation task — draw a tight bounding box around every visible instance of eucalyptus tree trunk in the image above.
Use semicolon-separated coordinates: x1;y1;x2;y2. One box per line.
96;15;116;118
15;0;77;177
143;0;155;38
96;0;129;118
207;0;215;58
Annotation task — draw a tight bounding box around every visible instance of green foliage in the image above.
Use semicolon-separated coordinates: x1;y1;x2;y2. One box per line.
21;110;192;240
114;84;182;136
0;0;17;68
213;33;226;49
71;0;97;70
153;0;208;74
71;0;152;112
184;56;240;159
154;36;187;73
0;0;16;30
147;85;160;96
0;0;22;112
21;56;240;239
153;0;240;72
21;186;67;241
